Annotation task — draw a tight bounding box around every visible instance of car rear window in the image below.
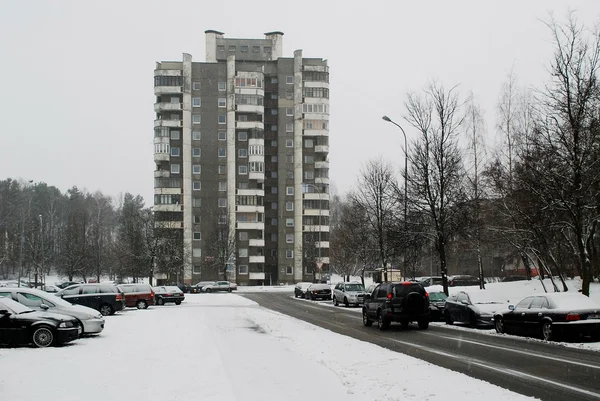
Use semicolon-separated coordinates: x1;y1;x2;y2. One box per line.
393;283;425;297
345;284;364;291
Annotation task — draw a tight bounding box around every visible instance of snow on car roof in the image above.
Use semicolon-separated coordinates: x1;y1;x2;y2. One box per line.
543;292;600;310
466;289;510;304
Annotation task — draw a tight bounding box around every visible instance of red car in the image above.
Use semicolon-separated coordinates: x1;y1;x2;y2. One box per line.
117;284;155;309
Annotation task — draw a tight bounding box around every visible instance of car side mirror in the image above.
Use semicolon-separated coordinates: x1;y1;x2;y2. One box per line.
508;305;515;311
0;309;11;317
40;304;50;310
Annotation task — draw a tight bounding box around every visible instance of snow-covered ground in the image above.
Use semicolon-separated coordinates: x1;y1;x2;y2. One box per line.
0;294;535;401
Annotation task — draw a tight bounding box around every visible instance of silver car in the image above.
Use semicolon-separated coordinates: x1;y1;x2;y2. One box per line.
0;287;105;335
332;282;366;307
202;281;235;293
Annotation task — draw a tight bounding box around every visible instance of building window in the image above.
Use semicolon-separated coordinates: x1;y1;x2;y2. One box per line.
286;155;293;163
192;97;201;107
218;198;227;207
218;115;226;124
239;265;249;274
304;170;314;180
239;248;248;258
271;77;278;84
241;45;248;53
194;215;201;223
271;186;278;194
228;45;236;52
239;182;248;189
271;124;278;131
170;147;180;157
304;139;314;148
192;165;201;174
271;155;278;162
271;233;278;241
271;171;278;178
193;248;202;258
170;164;180;174
286;202;294;211
193;81;201;90
286;250;293;259
238;149;247;158
192;131;201;140
193;181;201;191
271;202;278;210
218;165;226;174
217;44;225;52
239;232;248;241
286;123;294;132
218;98;226;108
271;109;278;115
287;171;294;179
271;93;278;100
286;76;294;84
286;218;294;227
286;234;294;243
218;148;226;157
193;265;201;274
192;148;201;157
286;139;293;148
252;46;260;53
170;130;180;140
264;46;272;54
192;114;201;124
271;140;277;147
271;218;278;226
286;107;293;116
286;187;294;195
238;132;248;141
193;199;201;208
218;82;226;91
218;215;227;225
285;90;293;99
286;265;293;275
239;165;247;174
304;155;314;164
218;131;226;141
193;232;201;241
219;181;227;191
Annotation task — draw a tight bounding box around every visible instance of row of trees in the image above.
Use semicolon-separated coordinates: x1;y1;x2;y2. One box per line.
0;180;182;285
329;14;600;296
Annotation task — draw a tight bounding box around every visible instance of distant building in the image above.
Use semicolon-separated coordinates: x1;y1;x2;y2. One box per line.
153;31;330;285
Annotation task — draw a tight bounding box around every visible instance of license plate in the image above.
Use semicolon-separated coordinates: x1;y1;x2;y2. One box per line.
588;314;600;319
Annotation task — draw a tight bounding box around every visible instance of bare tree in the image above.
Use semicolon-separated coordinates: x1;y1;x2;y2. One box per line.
205;208;236;281
404;82;468;295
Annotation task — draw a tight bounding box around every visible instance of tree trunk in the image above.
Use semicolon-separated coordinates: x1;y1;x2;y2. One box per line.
521;252;532;280
438;234;449;296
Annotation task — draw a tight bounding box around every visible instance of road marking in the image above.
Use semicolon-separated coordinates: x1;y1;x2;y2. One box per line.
430;333;600;370
386;337;600;400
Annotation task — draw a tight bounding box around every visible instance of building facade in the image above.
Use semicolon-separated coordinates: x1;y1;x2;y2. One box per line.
153;31;330;286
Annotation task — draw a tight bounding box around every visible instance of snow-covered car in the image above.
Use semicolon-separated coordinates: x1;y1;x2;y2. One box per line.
201;281;236;293
332;282;366;306
153;286;185;305
494;292;600;341
294;282;313;298
444;290;509;327
0;287;105;335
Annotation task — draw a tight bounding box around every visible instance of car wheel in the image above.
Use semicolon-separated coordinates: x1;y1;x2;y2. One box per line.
206;288;212;293
494;317;504;334
99;304;113;316
333;296;338;306
541;322;553;341
32;326;54;348
377;311;389;331
362;309;373;327
175;301;182;305
418;319;429;330
136;300;147;310
444;310;453;325
76;321;84;337
344;297;349;307
157;297;165;306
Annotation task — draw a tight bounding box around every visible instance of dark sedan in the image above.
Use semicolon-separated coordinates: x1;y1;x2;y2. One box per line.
294;282;313;298
306;284;332;300
153;286;185;305
0;297;80;348
494;293;600;341
444;290;509;327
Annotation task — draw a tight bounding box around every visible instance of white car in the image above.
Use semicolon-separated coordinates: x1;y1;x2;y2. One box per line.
332;282;367;306
202;281;236;293
0;287;105;335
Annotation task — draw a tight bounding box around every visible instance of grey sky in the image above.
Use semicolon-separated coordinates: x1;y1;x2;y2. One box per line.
1;1;598;204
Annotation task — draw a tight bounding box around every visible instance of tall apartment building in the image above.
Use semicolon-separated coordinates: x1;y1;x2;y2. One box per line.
153;31;330;286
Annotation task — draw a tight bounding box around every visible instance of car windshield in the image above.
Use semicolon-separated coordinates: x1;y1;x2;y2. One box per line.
428;292;447;301
345;284;364;291
466;290;509;304
25;289;72;307
0;297;34;314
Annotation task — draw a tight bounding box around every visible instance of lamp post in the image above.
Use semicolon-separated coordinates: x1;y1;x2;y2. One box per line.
302;182;324;281
382;116;409;280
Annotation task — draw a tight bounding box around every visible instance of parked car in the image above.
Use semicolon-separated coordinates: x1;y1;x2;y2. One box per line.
294;282;313;298
190;281;215;293
202;281;236;293
153;286;185;305
41;284;60;293
419;276;444;287
427;289;448;321
306;284;332;300
0;287;105;336
117;284;155;309
55;281;82;289
175;283;193;293
0;297;80;348
55;283;126;316
501;275;529;282
333;282;366;307
494;293;600;341
362;282;430;330
444;290;508;327
448;275;481;287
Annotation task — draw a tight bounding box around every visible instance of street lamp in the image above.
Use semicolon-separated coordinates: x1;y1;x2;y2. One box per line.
382;116;409;280
301;182;324;281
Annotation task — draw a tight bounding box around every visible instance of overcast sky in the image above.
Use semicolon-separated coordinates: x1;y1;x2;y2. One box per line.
1;1;598;205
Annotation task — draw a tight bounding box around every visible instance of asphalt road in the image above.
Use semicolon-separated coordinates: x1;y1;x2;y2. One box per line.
243;292;600;401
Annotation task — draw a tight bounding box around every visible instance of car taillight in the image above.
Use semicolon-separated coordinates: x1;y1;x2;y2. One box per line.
165;293;171;296
151;292;155;297
425;292;429;299
566;313;580;321
115;293;123;301
313;290;318;294
387;293;393;300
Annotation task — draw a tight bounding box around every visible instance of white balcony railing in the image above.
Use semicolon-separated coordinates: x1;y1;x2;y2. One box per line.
154;103;182;112
249;255;265;264
154;86;182;95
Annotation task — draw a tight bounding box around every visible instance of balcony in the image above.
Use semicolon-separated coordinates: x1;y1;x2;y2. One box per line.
249;172;265;181
154;153;169;162
153;204;183;212
316;241;330;249
236;221;264;230
154;86;183;95
154;119;182;128
154;221;183;229
303;81;329;89
154;170;170;178
236;189;265;197
303;225;330;232
315;145;329;153
303;209;330;217
236;121;264;130
315;176;329;184
315;161;329;169
154;187;181;195
236;205;264;214
303;192;329;201
234;87;264;97
236;104;263;114
303;129;328;137
249;272;266;280
249;239;265;247
154;69;181;77
154;103;182;112
249;255;265;264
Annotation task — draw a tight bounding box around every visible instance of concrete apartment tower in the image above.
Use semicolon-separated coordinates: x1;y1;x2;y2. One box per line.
153;31;330;286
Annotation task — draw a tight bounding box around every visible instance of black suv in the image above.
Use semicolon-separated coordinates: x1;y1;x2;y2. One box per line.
55;283;126;316
362;282;430;331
